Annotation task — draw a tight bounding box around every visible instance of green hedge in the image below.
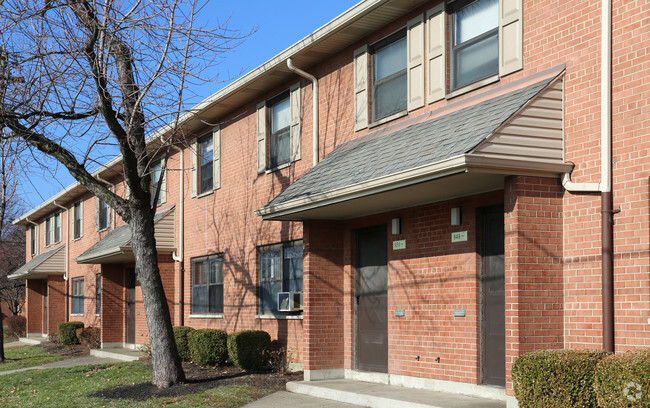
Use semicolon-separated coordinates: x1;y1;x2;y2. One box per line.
173;326;195;361
512;349;611;408
58;321;84;345
187;329;228;366
595;349;650;407
227;330;271;371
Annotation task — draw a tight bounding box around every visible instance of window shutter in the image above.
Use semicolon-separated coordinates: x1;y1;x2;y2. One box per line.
34;224;39;255
95;198;100;231
353;45;368;131
289;82;301;162
427;4;446;103
213;126;221;190
407;14;425;111
190;138;197;197
499;0;523;76
79;202;84;239
256;101;267;173
160;166;167;204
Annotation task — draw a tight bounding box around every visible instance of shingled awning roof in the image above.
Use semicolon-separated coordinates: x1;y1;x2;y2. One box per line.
8;244;65;280
258;68;572;221
75;206;176;264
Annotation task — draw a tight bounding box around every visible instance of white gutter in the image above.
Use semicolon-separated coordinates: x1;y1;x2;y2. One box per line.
170;145;184;262
96;175;115;229
287;58;319;165
52;201;69;281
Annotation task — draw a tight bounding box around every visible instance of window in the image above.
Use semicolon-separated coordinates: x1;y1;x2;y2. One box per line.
450;0;499;90
72;277;84;315
269;93;291;169
54;212;61;243
151;159;166;206
30;225;38;255
371;29;407;121
45;217;52;246
191;254;223;314
95;274;101;315
197;133;213;195
44;212;61;246
97;198;109;230
258;240;303;315
73;201;83;240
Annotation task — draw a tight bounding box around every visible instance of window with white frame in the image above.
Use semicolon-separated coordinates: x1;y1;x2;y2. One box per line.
197;134;213;195
371;29;407;121
269;92;291;169
191;254;224;314
73;201;83;240
450;0;499;90
45;212;61;246
258;240;303;315
151;158;166;206
97;198;109;230
72;277;84;315
30;224;38;255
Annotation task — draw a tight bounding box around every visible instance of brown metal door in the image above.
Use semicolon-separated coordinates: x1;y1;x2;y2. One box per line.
356;225;388;373
482;206;505;386
126;269;136;344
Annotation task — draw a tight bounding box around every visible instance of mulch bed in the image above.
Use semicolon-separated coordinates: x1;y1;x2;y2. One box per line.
40;341;90;358
91;360;302;401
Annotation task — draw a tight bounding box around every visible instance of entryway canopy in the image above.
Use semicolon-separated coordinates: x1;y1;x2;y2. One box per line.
8;244;65;280
75;205;176;264
257;66;571;221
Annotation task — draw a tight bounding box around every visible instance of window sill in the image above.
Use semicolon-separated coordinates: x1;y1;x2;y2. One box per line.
255;314;303;320
70;313;83;317
368;109;408;129
97;227;110;233
264;161;292;174
189;313;224;319
95;313;100;317
446;75;499;100
196;189;215;199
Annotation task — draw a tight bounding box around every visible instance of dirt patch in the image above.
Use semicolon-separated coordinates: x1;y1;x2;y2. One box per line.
91;361;302;401
39;342;89;358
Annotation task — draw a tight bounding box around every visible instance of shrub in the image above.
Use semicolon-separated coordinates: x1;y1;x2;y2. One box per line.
595;349;650;407
75;327;100;349
58;321;84;345
7;315;26;337
187;329;227;366
173;326;195;361
227;330;271;371
512;349;610;408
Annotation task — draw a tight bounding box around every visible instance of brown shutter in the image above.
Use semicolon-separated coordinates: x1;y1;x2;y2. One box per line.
499;0;523;76
353;45;368;131
290;82;301;162
407;14;425;111
427;4;446;103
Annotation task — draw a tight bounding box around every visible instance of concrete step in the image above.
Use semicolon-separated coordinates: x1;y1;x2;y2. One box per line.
19;336;48;345
90;348;143;362
287;380;506;408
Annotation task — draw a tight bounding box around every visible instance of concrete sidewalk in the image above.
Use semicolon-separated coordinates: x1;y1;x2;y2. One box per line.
0;354;124;376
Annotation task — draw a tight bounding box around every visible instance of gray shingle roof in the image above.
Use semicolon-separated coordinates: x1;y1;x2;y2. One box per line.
264;76;555;209
8;244;64;279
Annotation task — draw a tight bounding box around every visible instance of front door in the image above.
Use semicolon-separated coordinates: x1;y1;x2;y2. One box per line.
482;206;505;386
43;281;48;334
356;225;388;372
126;269;136;345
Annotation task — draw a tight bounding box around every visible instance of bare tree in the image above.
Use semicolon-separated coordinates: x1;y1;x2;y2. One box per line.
0;0;247;385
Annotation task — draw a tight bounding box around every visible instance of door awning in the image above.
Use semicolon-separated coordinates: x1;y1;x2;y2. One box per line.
75;205;176;264
8;244;65;280
257;66;572;221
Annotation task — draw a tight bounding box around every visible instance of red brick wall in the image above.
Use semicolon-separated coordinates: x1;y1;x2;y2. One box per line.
47;275;66;336
504;176;564;394
26;280;44;335
101;265;125;344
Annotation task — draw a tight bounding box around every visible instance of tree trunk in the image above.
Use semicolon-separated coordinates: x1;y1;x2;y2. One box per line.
0;317;5;363
128;205;184;386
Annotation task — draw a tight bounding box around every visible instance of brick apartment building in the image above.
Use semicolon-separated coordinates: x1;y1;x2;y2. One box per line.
10;0;649;406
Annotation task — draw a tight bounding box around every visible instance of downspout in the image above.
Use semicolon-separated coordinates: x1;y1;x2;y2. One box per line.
53;201;69;323
287;58;319;165
169;144;185;326
96;175;115;229
561;0;614;352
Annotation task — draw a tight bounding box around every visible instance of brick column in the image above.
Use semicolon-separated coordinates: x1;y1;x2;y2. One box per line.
25;279;44;336
504;176;564;398
100;265;126;345
303;220;346;380
47;275;66;336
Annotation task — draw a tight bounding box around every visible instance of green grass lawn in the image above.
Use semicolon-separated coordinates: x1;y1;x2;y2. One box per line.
0;361;274;407
0;346;63;371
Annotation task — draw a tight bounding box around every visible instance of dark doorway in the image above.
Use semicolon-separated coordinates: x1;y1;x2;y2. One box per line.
126;269;136;345
356;224;388;373
43;281;48;334
481;205;505;386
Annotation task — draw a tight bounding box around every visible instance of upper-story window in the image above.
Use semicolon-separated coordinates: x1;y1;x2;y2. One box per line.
371;29;407;122
191;127;221;198
151;158;166;206
30;224;38;255
73;201;83;240
256;83;301;173
97;198;110;231
269;92;291;169
198;134;213;195
45;212;61;246
450;0;499;90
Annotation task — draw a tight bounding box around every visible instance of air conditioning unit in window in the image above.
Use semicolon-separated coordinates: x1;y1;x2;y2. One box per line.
277;291;303;312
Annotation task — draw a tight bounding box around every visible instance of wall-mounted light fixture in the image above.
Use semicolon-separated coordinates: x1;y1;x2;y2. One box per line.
391;217;401;235
451;207;462;226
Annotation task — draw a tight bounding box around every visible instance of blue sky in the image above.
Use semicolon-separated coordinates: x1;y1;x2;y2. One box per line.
18;0;359;210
